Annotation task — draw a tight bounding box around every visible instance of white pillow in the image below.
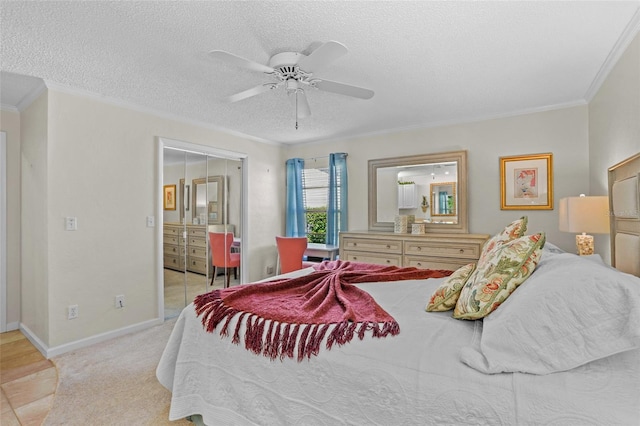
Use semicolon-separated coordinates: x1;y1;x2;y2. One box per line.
460;252;640;374
541;241;564;254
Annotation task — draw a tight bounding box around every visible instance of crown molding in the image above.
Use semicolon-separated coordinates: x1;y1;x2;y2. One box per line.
302;99;588;146
14;81;48;112
584;7;640;101
0;104;19;113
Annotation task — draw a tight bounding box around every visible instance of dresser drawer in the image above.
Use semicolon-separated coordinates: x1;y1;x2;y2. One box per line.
404;241;480;260
164;254;184;270
188;236;207;248
163;244;185;257
164;225;182;236
404;255;471;271
342;238;402;254
187;257;209;274
342;250;402;266
187;246;207;259
164;235;185;246
187;226;206;238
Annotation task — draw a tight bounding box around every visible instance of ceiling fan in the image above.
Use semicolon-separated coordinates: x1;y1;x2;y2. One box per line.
210;41;374;128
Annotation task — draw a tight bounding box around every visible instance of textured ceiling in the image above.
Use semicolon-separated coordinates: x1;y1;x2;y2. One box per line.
1;1;639;145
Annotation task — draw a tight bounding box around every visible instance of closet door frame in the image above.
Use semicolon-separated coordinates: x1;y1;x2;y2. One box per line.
0;132;6;332
157;137;248;322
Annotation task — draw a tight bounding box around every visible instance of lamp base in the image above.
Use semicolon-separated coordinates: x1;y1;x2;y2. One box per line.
576;233;594;256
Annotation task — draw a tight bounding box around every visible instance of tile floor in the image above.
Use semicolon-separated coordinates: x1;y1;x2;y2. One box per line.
0;330;57;426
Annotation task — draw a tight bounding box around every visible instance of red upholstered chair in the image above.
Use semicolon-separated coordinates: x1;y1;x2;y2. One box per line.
209;232;240;288
276;236;315;274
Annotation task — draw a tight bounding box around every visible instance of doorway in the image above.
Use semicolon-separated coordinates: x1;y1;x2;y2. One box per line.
158;137;247;320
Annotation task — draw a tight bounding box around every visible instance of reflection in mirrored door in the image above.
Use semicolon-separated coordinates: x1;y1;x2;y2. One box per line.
206;156;243;289
162;148;187;319
162;146;245;320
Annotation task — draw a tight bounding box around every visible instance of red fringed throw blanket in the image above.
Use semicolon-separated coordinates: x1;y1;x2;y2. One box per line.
194;260;452;361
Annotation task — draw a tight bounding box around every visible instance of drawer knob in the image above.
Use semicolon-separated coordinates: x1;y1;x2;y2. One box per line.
459;249;465;253
386;260;390;263
353;257;358;260
386;244;391;249
417;262;422;266
417;246;422;251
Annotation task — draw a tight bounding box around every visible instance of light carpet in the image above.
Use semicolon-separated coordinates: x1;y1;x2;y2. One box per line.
44;317;191;426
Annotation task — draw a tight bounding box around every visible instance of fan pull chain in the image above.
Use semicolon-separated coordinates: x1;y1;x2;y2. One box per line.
295;90;299;130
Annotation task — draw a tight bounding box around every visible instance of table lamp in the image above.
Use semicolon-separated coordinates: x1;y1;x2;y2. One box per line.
559;194;610;255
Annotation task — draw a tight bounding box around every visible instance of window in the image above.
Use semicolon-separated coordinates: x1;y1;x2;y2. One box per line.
295;154;347;245
302;166;329;243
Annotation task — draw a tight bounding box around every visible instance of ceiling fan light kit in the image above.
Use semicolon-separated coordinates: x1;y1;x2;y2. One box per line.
210;41;374;129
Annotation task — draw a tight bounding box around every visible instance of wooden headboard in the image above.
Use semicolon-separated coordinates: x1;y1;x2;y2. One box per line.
608;152;640;277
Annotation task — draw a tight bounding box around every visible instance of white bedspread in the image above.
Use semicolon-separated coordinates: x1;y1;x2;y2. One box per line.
157;275;640;425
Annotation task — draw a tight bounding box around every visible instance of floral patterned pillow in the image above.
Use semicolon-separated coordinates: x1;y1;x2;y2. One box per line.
478;216;528;264
426;263;476;312
453;233;545;320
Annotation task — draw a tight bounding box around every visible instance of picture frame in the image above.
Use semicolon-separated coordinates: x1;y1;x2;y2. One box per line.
500;153;553;210
163;184;177;210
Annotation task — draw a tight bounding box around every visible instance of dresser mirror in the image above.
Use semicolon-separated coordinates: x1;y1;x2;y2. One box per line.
368;150;468;233
192;175;224;225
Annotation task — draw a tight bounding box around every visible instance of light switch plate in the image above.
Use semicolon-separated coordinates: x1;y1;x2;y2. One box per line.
146;216;155;227
65;217;77;231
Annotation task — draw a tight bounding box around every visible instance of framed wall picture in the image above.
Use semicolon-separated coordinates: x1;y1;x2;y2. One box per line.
500;153;553;210
163;184;177;210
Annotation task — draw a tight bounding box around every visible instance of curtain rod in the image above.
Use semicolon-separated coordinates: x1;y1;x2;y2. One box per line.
304;153;348;162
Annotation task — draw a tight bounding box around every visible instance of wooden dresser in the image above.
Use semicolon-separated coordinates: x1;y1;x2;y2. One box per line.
339;230;490;271
163;223;209;275
163;223;184;271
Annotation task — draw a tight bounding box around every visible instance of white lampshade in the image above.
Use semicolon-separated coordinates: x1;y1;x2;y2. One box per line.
559;195;610;234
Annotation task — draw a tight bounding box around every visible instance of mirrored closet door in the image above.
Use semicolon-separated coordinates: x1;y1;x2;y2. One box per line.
162;146;244;320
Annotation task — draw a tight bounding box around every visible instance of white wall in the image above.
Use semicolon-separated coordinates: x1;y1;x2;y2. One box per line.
0;110;21;329
589;31;640;263
21;92;50;343
23;88;283;349
286;105;589;253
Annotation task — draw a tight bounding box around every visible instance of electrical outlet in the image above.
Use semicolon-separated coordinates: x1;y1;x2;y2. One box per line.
266;265;274;275
68;304;78;319
65;217;78;231
115;295;125;309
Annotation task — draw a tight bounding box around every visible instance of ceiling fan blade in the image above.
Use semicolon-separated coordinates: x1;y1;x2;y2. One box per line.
288;90;311;118
209;50;275;74
313;79;375;100
224;84;275;102
297;41;348;72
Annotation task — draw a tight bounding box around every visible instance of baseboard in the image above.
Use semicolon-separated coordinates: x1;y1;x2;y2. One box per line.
20;318;163;359
19;323;49;357
6;321;19;331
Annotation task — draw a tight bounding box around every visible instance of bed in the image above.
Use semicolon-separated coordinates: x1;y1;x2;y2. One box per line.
157;154;640;426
